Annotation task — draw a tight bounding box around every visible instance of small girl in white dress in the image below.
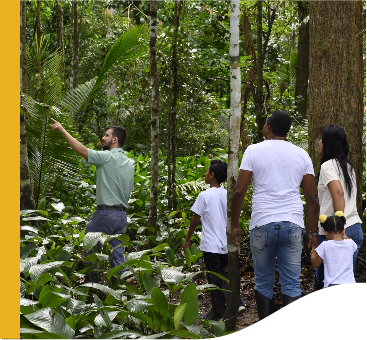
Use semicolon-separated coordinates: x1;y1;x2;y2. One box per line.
311;211;356;288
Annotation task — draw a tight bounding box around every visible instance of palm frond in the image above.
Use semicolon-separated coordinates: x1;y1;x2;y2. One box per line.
80;24;148;113
22;96;79;204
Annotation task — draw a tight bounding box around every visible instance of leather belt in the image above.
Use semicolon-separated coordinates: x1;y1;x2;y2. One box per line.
96;205;126;211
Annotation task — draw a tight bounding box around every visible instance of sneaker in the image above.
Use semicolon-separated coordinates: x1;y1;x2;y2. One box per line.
238;304;246;316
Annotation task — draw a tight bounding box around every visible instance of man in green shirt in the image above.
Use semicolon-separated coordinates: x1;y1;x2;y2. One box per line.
50;118;134;283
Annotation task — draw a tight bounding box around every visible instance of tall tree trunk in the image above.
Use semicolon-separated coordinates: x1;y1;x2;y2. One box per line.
69;3;74;89
56;1;65;84
309;1;364;216
253;1;264;143
240;8;256;153
223;0;241;332
20;0;35;210
253;1;276;143
170;0;183;212
149;0;159;248
72;1;79;88
36;0;41;48
294;1;309;120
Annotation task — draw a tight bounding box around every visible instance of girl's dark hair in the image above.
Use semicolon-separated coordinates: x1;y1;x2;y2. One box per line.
209;160;227;184
320;215;346;234
320;125;354;197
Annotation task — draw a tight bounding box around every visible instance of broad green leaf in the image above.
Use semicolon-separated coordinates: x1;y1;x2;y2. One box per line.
66;298;86;315
164;246;177;266
121;279;143;295
184;247;192;267
168;330;202;339
160;315;172;332
106;264;125;279
127;299;154;313
29;261;64;284
161;268;186;284
24;308;75;339
51;202;65;212
20;243;37;259
173;303;187;330
39;291;69;309
22;216;50;221
21;226;40;234
208;320;225;337
167;211;178;218
79;283;124;301
150;287;169;318
35;273;53;289
94;294;112;330
20;328;66;339
181;283;199;326
143;272;157;293
139;332;169;339
82;232;104;252
97;330;143;339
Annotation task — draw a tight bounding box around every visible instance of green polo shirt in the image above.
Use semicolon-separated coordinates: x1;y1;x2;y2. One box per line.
87;148;134;208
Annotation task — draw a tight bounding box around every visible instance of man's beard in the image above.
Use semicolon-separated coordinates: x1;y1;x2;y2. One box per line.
102;140;111;150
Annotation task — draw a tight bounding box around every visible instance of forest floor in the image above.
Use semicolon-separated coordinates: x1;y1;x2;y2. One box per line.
196;237;366;331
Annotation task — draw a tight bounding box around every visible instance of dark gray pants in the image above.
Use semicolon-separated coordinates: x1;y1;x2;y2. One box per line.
84;209;127;282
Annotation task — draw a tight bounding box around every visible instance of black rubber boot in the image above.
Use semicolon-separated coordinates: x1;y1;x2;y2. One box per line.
203;274;226;320
282;294;301;307
314;279;323;291
254;290;279;320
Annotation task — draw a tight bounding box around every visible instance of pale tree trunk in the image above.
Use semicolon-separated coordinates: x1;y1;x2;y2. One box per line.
240;7;256;153
223;0;241;331
56;1;65;83
69;4;74;89
309;1;364;216
149;0;159;248
294;1;309;120
72;1;79;88
20;0;35;210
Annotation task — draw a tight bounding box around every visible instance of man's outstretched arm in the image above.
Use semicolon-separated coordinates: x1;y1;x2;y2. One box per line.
231;170;252;247
50;118;88;159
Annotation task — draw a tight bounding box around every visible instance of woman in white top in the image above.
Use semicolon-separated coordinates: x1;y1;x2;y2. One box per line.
315;125;363;289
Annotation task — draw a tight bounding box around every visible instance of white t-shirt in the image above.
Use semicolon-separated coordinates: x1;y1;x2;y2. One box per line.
240;140;314;229
191;187;228;254
315;239;357;287
318;159;362;235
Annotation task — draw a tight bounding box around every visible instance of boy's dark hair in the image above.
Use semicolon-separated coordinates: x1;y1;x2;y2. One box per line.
321;215;346;234
105;126;127;147
209;160;227;184
267;110;292;137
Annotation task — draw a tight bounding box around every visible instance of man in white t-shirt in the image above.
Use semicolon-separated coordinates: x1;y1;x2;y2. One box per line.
230;110;320;320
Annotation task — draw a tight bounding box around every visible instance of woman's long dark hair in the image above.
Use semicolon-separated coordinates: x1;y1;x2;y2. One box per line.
320;125;354;197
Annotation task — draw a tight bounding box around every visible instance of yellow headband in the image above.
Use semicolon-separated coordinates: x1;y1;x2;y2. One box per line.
319;215;327;223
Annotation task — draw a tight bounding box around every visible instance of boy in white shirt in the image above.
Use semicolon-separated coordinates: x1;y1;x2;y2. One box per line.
182;160;242;320
311;211;356;287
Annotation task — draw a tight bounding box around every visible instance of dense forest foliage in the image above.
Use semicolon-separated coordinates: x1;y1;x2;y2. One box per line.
19;1;365;339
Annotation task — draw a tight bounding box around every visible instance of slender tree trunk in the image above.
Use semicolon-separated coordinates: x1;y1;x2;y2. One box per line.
56;1;65;84
240;8;256;153
309;1;364;216
69;4;74;89
223;0;241;331
149;0;159;248
20;0;35;211
294;1;309;120
36;0;41;48
72;1;79;88
253;1;264;143
170;0;183;211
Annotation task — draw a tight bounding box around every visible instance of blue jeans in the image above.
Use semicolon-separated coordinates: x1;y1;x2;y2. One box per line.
316;223;363;286
84;209;127;282
250;221;303;299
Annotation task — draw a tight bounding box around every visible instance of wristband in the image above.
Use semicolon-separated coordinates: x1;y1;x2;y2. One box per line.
310;249;316;255
310;231;319;236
